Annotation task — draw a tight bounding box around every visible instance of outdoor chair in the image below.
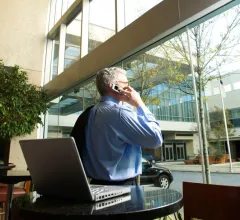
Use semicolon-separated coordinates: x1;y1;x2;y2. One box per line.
0;163;31;219
0;181;31;219
183;181;240;220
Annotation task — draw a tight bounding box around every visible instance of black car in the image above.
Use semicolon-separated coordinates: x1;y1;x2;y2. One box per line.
142;154;160;163
140;158;173;188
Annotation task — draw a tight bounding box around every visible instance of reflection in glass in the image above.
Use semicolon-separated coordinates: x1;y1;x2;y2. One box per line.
88;0;115;52
51;34;60;79
54;0;62;25
64;13;82;69
122;43;195;122
173;5;240;181
62;0;75;15
47;94;81;138
83;80;100;109
143;187;182;209
47;97;61;137
229;107;240;127
45;0;240;184
94;194;131;210
46;80;100;138
119;0;163;29
52;0;76;29
120;29;197;163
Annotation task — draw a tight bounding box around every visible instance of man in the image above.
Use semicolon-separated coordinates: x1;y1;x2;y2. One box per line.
82;67;163;185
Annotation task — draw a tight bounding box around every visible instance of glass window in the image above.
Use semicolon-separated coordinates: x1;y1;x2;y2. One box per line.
54;0;62;25
64;13;81;69
45;0;240;191
118;0;163;30
230;107;240;127
46;79;100;138
62;0;75;15
230;107;240;119
186;3;240;185
121;31;195;123
51;0;76;29
231;118;240;127
47;91;83;138
88;0;115;52
47;97;62;138
51;34;60;79
83;80;100;109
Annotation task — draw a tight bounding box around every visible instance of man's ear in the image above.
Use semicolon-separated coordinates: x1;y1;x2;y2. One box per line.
109;82;114;89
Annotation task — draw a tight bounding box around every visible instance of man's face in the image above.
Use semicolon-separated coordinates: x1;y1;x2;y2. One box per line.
116;74;129;89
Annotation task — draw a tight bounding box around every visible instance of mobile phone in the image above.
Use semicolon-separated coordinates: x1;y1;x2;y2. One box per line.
111;84;124;95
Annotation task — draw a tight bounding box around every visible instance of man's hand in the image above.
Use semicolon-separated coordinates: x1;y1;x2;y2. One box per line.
120;86;146;108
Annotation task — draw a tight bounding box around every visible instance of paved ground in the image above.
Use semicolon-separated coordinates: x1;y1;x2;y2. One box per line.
168;170;240;218
156;161;240;173
169;170;240;193
153;163;240;219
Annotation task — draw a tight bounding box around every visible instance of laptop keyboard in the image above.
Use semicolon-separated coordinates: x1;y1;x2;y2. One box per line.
90;185;104;189
91;187;109;195
90;185;130;201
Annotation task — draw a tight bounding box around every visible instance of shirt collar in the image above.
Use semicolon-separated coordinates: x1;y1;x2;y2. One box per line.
100;96;119;104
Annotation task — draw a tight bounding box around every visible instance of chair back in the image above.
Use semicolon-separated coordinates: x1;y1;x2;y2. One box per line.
183;181;240;220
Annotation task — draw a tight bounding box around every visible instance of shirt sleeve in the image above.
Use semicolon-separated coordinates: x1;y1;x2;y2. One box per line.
118;106;163;149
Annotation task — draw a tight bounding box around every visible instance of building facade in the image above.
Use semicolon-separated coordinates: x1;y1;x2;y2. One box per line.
206;72;240;160
1;0;240;169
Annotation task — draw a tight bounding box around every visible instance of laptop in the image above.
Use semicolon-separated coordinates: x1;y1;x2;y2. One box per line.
19;137;131;202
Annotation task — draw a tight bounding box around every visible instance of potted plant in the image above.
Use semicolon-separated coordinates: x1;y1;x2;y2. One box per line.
184;156;194;165
214;151;226;164
197;148;215;165
209;107;235;164
212;140;227;164
0;60;49;165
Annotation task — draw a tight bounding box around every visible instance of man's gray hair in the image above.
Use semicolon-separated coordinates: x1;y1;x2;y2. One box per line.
96;67;126;96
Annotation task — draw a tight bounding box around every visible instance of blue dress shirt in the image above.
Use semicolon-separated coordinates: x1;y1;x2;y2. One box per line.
83;96;163;181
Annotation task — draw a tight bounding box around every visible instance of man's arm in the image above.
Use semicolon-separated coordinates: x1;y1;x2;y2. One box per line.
118;106;163;149
117;86;163;148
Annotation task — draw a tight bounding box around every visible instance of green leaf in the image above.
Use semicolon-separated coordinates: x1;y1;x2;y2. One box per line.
0;60;49;139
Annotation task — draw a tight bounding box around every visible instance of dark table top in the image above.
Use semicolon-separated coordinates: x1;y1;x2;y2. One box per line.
0;170;31;184
11;186;183;220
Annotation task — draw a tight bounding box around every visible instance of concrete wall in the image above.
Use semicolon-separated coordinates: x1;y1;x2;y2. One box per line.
10;131;38;170
206;73;240;146
160;121;197;132
0;0;49;169
186;133;201;157
208;128;240;140
206;73;240;110
207;89;240;110
186;141;195;158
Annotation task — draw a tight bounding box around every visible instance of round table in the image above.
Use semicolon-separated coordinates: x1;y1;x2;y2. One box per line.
11;186;183;220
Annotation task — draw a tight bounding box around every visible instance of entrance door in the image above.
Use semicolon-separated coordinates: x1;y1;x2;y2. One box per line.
176;143;185;160
165;144;174;161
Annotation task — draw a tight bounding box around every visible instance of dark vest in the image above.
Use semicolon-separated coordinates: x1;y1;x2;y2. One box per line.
70;105;94;160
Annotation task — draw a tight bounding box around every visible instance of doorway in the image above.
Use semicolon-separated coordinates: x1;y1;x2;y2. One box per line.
176;143;185;160
165;144;174;161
